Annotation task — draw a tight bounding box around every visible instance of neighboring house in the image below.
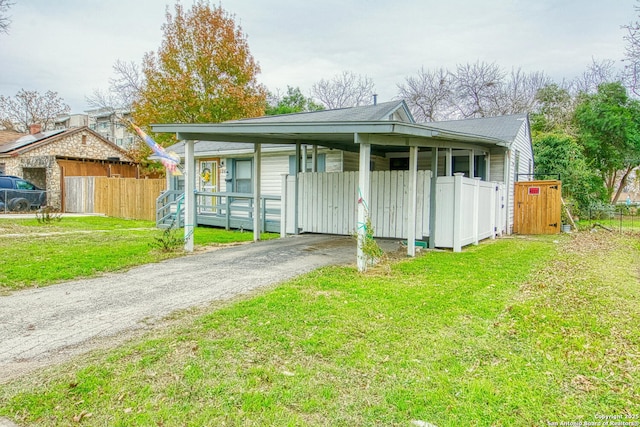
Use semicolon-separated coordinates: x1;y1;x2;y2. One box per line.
0;124;138;209
54;114;89;130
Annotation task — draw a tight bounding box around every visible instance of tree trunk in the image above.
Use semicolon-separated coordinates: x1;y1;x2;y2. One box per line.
611;166;633;204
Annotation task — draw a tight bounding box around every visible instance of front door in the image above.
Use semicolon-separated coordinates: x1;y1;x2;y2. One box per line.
199;160;218;212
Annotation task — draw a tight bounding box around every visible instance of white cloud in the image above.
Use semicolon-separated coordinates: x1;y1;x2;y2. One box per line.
0;0;634;112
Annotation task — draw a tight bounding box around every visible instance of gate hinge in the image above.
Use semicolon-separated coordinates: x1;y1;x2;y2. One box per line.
549;223;558;227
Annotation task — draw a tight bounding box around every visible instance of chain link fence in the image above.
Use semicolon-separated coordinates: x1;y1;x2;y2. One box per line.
0;190;61;214
577;203;640;233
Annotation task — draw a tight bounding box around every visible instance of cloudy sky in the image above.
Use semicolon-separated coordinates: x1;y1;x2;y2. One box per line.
0;0;635;112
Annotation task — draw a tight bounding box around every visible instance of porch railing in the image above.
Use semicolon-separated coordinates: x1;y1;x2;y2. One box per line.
156;190;281;233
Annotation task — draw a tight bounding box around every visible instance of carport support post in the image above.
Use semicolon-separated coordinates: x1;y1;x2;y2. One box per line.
184;140;195;252
253;143;261;242
294;142;301;234
407;146;418;257
356;135;371;272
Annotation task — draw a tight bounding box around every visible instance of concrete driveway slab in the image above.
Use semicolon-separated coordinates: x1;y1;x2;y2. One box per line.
0;234;401;383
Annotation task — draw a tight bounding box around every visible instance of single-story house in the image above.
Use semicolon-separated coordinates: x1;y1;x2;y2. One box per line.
153;100;533;270
0;125;138;209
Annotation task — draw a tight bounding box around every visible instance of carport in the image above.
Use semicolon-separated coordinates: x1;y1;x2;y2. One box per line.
152;113;508;271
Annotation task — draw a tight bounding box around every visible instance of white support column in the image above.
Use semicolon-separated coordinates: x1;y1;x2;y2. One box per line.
407;146;419;257
486;152;491;181
312;145;318;172
356;136;371;272
184;140;195;252
294;142;301;234
253;143;261;242
469;149;475;178
301;144;307;172
280;174;288;238
446;148;452;176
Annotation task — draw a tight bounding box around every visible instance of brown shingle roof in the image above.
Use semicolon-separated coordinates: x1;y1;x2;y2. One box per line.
0;130;25;146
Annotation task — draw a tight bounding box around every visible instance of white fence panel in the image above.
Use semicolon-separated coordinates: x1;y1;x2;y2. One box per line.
289;171;504;251
434;176;454;248
459;179;477;247
296;171;431;239
478;181;496;240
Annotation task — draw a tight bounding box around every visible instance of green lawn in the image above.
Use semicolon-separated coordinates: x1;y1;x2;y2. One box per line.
0;216;275;291
1;231;637;426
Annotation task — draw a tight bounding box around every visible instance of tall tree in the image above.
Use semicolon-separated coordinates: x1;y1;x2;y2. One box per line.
0;89;70;132
574;82;640;203
623;0;640;97
311;71;375;109
266;86;323;115
500;68;551;115
530;83;575;133
133;1;267;145
450;61;505;118
397;67;452;122
0;0;13;35
533;132;606;213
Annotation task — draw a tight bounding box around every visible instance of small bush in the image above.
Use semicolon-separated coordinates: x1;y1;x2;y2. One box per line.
149;221;183;252
35;206;62;225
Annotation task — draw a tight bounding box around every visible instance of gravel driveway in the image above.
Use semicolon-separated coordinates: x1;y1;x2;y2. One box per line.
0;234;400;383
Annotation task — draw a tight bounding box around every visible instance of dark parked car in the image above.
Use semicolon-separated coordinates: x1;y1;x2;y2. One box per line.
0;175;47;211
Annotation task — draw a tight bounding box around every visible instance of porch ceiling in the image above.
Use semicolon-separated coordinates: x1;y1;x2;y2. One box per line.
151;121;509;155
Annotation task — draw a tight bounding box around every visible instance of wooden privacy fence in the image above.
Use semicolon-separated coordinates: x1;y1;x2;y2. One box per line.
513;180;561;234
65;176;166;221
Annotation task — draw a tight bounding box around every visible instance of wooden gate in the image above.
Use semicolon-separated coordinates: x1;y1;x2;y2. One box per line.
513;180;561;234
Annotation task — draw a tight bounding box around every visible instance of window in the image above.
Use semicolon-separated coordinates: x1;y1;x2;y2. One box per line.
452;156;469;176
514;150;521;183
0;177;11;189
288;154;326;174
234;159;252;193
15;179;35;190
474;155;487;180
390;157;409;170
0;163;5;175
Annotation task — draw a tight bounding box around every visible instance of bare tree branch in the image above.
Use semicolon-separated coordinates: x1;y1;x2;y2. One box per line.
397;67;452;122
450;61;505;118
0;89;70;132
86;60;144;111
0;0;14;35
312;71;375;109
622;0;640;97
571;58;620;95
